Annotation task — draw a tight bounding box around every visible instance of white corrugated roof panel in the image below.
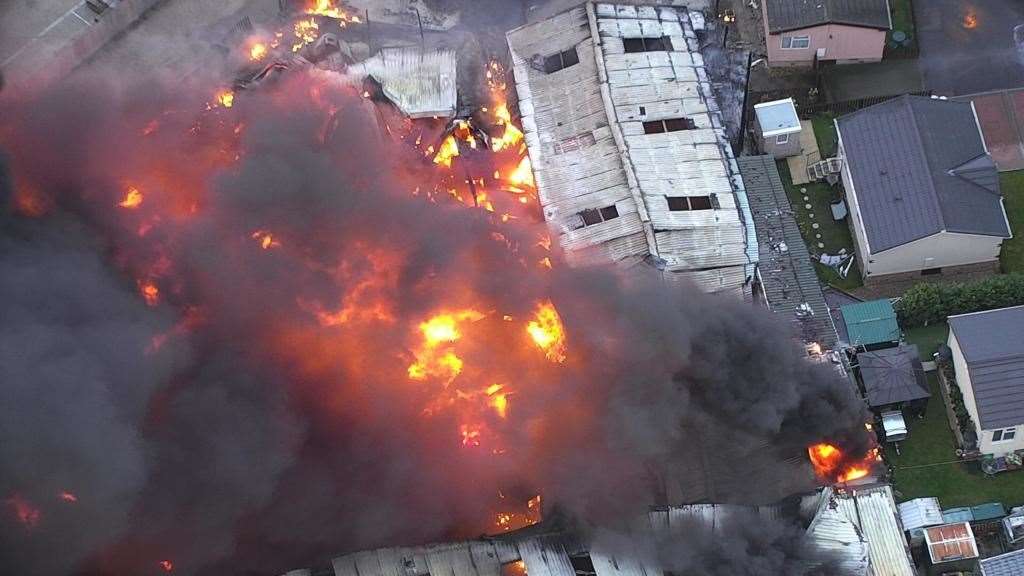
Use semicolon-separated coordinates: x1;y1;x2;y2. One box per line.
343;48;458;118
898;497;944;533
507;2;757;295
834;486;917;576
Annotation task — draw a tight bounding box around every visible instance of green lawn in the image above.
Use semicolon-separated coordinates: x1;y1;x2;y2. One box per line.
776;116;862;290
1000;171;1024;273
888;376;1024;507
903;322;948;359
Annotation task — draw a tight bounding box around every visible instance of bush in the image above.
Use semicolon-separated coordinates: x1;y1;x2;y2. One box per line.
896;274;1024;327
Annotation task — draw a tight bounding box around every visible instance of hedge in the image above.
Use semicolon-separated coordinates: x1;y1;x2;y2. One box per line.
895;274;1024;328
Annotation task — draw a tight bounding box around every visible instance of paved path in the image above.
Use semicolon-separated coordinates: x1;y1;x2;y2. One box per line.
0;0;81;63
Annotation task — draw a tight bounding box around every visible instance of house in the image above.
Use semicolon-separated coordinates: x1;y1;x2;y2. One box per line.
836;95;1012;285
840;298;899;350
752;98;802;158
761;0;891;67
947;306;1024;458
507;3;759;296
980;548;1024;576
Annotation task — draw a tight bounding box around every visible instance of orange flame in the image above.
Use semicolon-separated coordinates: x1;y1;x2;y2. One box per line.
486;384;510;419
249;42;268;61
292;18;319;51
251;230;281;250
138;280;160;307
306;0;360;21
963;10;978;29
807;443;876;483
508;156;535;188
526;300;566;363
407;310;484;383
118;186;144;209
216;90;234;108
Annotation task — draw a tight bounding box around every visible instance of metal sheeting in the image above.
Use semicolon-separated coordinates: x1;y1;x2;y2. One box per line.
803;490;870;575
832;485;916;576
897;497;943;533
506;3;755;295
342;48;457;118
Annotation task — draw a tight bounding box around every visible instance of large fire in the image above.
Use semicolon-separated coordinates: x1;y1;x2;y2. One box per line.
807;443;878;483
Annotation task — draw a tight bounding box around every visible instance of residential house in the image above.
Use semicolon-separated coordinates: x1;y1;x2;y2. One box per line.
761;0;891;67
752;98;802;158
507;3;758;296
836;95;1012;285
947;306;1024;458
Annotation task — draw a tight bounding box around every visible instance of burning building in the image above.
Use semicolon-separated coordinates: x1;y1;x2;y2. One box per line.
506;3;758;297
0;1;878;574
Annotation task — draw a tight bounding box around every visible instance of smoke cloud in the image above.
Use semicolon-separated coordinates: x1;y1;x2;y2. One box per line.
0;69;868;576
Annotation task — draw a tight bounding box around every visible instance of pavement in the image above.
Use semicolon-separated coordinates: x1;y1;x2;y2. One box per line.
821;60;923;102
0;0;82;64
915;0;1024;96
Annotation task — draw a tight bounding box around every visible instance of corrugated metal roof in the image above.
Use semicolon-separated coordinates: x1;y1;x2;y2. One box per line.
897;498;943;533
764;0;891;34
803;489;870;575
507;3;756;295
858;344;931;407
840;299;899;347
344;48;458;118
739;155;838;348
837;95;1010;252
981;548;1024;576
948;306;1024;430
833;485;917;576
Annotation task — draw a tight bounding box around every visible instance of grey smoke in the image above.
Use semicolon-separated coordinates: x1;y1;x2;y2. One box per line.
0;72;868;576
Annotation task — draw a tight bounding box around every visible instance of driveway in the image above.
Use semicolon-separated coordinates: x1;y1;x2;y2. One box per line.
915;0;1024;96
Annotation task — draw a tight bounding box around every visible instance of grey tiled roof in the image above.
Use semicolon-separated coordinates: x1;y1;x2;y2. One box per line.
765;0;891;34
980;548;1024;576
837;95;1010;252
948;306;1024;430
858;345;930;407
739;155;837;349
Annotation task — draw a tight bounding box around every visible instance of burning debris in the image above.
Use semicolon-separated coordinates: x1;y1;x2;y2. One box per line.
0;2;871;574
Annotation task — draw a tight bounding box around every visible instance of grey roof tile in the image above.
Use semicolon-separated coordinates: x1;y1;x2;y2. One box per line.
765;0;891;33
980;548;1024;576
858;345;930;407
948;306;1024;430
837;95;1010;252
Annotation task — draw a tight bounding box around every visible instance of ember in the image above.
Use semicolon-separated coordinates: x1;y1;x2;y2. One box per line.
6;494;41;528
249;42;268;61
118;186;143;209
159;559;174;572
59;491;78;503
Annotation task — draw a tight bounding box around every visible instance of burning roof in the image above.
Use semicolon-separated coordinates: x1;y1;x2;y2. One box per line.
506;3;758;296
340;48;458;118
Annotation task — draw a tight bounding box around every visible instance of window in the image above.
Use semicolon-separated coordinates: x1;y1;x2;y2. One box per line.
643;117;696;134
993;428;1017;442
574;205;620;228
921;267;943;276
775;133;789;145
544;47;580;73
569;555;596;576
781;35;810;49
623;36;670;53
666;195;715;211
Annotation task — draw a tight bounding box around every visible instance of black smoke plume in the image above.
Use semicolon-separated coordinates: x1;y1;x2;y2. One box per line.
0;71;869;575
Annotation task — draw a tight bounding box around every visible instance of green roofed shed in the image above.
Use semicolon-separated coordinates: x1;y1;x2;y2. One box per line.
841;299;900;348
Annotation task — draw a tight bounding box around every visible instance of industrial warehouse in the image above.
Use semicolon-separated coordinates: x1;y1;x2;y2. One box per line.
4;1;1024;576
